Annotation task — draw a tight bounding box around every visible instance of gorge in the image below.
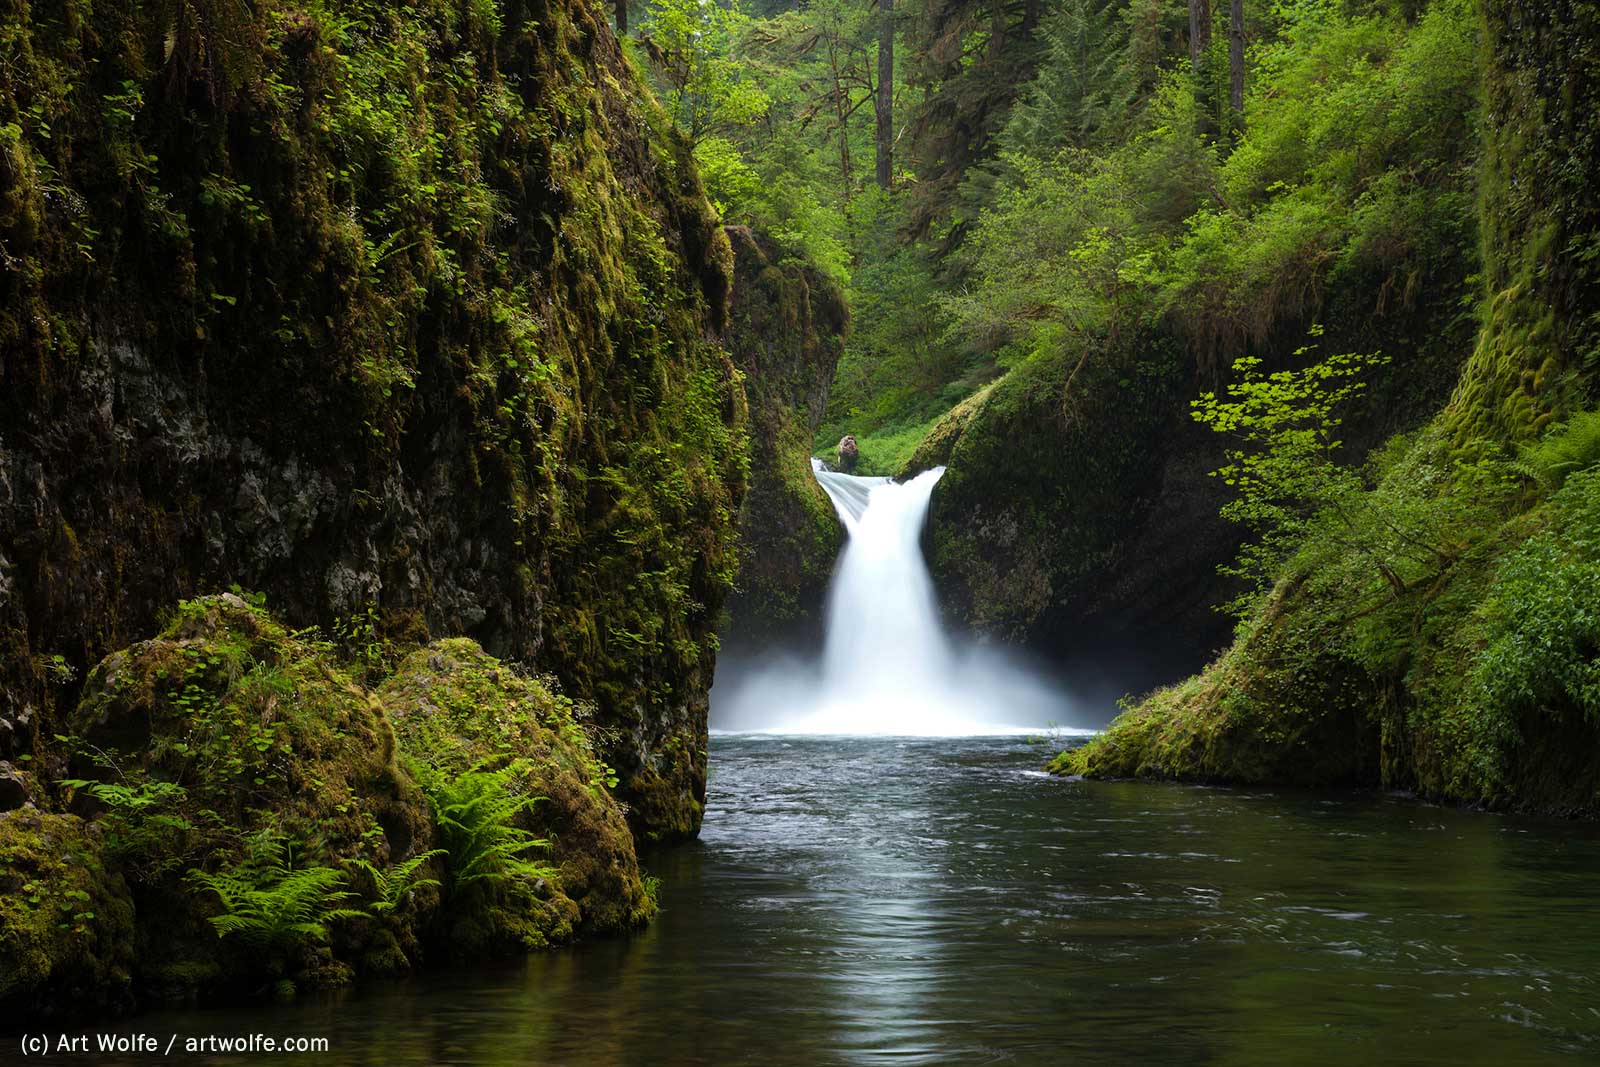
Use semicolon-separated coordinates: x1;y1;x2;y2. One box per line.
3;0;1600;1060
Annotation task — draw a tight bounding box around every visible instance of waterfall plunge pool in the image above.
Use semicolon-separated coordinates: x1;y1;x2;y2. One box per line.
37;735;1600;1064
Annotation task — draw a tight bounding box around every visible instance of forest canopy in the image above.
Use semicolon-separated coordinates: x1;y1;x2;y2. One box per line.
625;0;1481;475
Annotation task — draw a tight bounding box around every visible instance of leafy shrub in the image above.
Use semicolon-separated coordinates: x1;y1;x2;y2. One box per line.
1471;470;1600;732
1192;338;1390;609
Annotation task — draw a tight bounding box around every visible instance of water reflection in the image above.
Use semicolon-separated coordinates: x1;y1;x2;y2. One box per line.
19;737;1600;1065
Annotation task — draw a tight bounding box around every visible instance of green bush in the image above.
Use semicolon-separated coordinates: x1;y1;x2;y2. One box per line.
1471;470;1600;734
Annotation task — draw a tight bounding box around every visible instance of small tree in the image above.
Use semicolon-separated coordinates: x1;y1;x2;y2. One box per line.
1192;334;1390;611
640;0;770;147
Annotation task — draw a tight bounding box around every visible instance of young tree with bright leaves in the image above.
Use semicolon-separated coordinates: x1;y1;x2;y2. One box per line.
639;0;770;146
1192;336;1394;610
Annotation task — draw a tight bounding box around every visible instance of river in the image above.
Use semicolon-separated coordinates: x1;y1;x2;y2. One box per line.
32;733;1600;1065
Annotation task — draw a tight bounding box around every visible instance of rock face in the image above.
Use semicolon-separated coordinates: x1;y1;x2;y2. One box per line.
0;0;745;839
0;761;27;811
836;435;860;473
906;272;1472;695
722;227;849;643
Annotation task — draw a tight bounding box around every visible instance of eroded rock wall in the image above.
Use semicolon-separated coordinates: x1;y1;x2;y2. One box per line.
0;0;745;838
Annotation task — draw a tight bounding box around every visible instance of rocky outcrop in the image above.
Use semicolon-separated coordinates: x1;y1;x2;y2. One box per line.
0;0;744;839
378;639;654;946
1;595;654;1017
836;435;860;473
722;227;849;644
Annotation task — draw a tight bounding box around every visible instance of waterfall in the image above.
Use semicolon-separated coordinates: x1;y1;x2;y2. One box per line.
710;459;1086;737
814;460;952;701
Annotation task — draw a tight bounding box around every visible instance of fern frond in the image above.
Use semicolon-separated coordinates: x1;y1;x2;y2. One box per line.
186;838;359;950
423;763;559;893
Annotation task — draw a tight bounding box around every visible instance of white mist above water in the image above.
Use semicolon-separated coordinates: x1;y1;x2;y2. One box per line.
712;459;1091;737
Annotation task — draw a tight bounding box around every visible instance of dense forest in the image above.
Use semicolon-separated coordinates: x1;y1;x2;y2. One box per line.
653;0;1599;809
1;0;1597;1045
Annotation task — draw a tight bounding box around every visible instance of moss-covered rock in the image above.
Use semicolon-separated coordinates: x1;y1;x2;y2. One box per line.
1;594;663;1017
723;226;849;643
378;639;654;952
0;811;135;1017
1060;463;1600;814
1051;576;1381;786
907;331;1228;671
56;594;436;1002
1444;0;1600;444
0;0;744;841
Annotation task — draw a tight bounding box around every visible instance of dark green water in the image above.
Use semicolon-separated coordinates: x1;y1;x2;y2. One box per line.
18;735;1600;1065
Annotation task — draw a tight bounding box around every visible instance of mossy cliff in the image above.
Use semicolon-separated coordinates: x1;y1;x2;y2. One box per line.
0;0;745;838
1;595;653;1017
896;3;1484;687
907;260;1472;684
722;226;848;643
1058;0;1600;814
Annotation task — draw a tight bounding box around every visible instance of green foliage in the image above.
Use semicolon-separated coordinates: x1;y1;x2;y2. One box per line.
57;775;197;881
1471;471;1600;737
186;837;364;952
640;0;770;144
44;655;76;685
1192;340;1390;608
330;604;392;686
423;763;558;893
1511;408;1600;492
344;851;445;917
843;0;1480;453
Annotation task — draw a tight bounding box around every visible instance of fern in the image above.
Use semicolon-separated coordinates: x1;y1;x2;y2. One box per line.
425;763;558;892
1514;408;1600;492
344;850;445;915
186;838;365;949
59;777;187;812
59;775;196;878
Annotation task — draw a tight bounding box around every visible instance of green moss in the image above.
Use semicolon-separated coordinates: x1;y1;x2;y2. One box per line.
2;595;668;1013
1064;430;1600;813
724;226;849;639
1055;574;1380;785
59;594;436;999
0;0;745;842
917;334;1183;639
378;640;654;952
1443;0;1600;444
0;811;135;1017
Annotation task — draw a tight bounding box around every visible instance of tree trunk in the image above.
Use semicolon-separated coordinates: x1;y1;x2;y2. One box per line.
1189;0;1200;69
875;0;893;189
1189;0;1211;70
614;0;627;35
1229;0;1244;114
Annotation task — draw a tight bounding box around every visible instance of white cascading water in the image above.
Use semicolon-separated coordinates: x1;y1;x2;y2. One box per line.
711;459;1088;736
